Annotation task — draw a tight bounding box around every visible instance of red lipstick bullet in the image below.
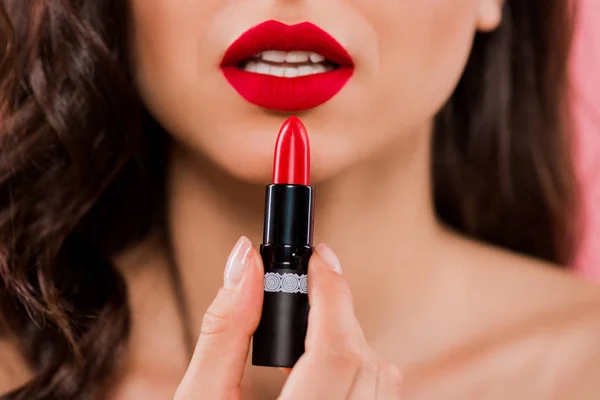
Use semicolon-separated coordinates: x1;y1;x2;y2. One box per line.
252;117;315;368
273;116;310;185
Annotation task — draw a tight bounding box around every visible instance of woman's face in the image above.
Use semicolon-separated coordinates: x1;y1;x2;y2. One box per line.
128;1;501;183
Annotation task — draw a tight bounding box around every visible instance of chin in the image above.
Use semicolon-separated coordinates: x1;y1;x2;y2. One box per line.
211;148;274;185
187;116;357;186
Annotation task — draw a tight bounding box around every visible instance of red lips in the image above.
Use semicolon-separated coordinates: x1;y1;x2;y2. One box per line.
221;21;354;112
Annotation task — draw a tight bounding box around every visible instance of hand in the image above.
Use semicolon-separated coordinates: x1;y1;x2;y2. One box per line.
174;237;403;399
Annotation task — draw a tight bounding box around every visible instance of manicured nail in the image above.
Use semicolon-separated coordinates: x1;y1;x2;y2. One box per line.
224;236;253;289
316;243;343;275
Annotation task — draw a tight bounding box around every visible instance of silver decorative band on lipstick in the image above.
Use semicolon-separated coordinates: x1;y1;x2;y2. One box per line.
264;272;309;294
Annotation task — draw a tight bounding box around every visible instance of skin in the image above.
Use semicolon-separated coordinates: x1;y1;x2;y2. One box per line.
174;240;403;399
2;0;600;398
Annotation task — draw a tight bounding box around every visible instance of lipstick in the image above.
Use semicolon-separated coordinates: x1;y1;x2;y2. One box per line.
252;116;314;368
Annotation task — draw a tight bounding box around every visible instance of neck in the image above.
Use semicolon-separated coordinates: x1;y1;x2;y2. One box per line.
165;122;443;342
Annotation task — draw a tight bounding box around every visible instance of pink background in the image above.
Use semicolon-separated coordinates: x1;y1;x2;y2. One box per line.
573;0;600;280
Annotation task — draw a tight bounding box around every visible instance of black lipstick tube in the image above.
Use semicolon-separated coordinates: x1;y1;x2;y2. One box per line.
252;183;314;368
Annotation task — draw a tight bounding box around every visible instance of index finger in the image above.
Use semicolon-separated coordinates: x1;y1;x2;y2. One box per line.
175;238;264;399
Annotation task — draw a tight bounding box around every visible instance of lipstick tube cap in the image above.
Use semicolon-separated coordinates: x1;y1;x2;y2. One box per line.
263;184;314;247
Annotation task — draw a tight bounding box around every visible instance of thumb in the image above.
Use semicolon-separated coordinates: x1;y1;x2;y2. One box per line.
175;236;264;400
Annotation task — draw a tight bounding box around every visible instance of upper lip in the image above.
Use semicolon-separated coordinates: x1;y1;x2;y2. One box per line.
221;20;354;68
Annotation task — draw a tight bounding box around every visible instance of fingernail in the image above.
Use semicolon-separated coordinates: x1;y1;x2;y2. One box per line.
224;236;252;289
316;243;343;275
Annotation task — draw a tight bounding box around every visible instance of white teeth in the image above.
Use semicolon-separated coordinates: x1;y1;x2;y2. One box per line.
312;64;326;73
285;51;310;63
256;50;328;64
297;65;315;76
256;62;270;74
244;61;333;77
269;65;285;77
244;49;334;77
261;50;287;63
245;60;258;73
309;52;326;63
284;67;299;78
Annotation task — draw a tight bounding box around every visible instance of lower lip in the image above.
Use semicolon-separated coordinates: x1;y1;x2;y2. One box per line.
221;67;354;112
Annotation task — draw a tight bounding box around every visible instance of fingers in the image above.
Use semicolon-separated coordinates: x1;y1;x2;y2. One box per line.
348;355;404;400
280;243;403;400
376;361;404;399
174;237;264;400
347;352;380;399
280;244;366;400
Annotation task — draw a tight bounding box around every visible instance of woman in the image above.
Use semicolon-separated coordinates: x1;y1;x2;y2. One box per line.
1;0;599;398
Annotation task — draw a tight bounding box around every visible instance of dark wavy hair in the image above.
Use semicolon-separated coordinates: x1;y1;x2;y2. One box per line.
0;0;577;398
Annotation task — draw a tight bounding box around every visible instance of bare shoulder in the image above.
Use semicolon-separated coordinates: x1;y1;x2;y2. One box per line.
404;300;600;399
472;242;600;397
403;232;600;399
442;230;600;308
0;338;29;394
